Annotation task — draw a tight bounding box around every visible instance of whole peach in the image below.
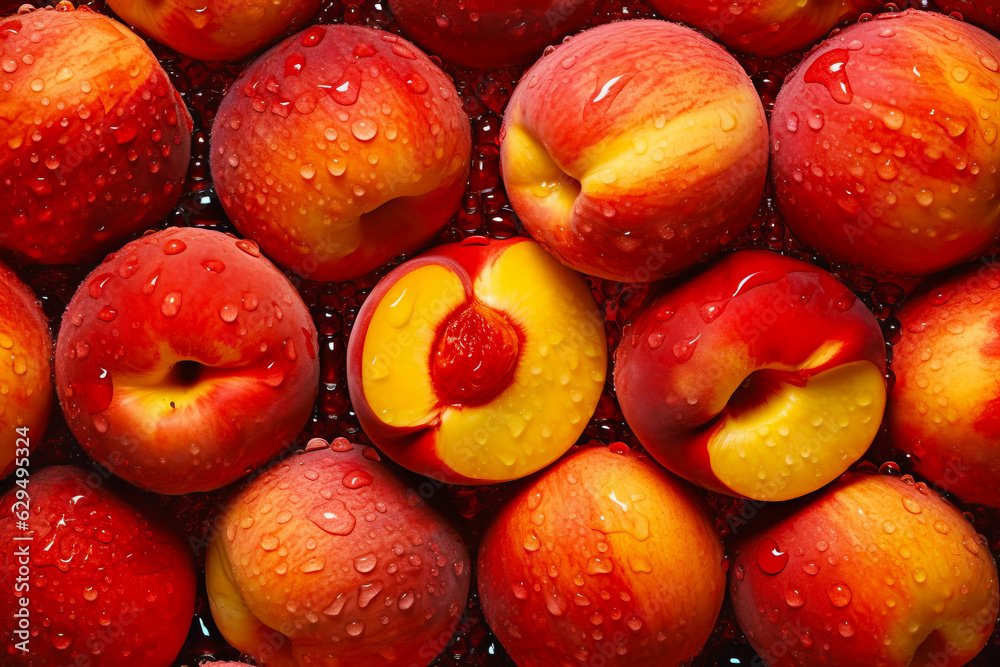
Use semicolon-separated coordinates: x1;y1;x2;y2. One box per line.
888;259;1000;507
771;9;1000;275
0;5;192;265
615;251;887;502
106;0;321;61
729;473;999;666
500;19;768;282
55;227;319;495
478;446;727;667
0;465;197;665
211;24;471;282
0;259;52;479
207;438;471;666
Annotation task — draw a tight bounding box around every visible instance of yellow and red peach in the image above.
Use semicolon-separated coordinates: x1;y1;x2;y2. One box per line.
615;250;887;502
106;0;321;62
206;438;471;667
0;5;192;265
211;24;471;282
500;19;769;282
478;445;727;666
729;472;1000;667
647;0;881;57
347;237;607;484
387;0;600;69
888;260;1000;507
54;227;319;495
771;9;1000;275
0;260;52;479
0;465;197;666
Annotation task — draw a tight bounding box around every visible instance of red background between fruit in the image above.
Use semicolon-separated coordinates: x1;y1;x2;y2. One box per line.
9;0;1000;665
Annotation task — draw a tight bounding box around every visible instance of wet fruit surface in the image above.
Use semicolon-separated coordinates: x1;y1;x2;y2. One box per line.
5;0;1000;665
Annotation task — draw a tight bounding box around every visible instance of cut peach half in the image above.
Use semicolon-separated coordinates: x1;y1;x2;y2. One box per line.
348;238;607;484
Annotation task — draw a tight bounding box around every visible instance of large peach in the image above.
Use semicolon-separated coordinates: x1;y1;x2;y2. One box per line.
0;5;192;265
771;9;1000;275
206;438;471;666
211;24;471;282
0;259;52;479
347;237;607;484
478;445;727;666
500;19;769;282
647;0;881;57
888;258;1000;507
0;465;197;665
615;251;887;501
729;473;1000;666
387;0;600;69
55;227;319;494
106;0;321;61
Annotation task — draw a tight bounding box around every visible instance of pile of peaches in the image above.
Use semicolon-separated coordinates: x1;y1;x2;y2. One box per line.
1;0;1000;665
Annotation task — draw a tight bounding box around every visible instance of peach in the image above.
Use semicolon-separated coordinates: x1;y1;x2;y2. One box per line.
0;5;192;265
478;445;727;666
54;227;319;494
347;237;607;484
647;0;881;57
729;472;1000;666
888;259;1000;507
387;0;600;69
500;19;768;282
211;24;471;282
615;251;887;501
771;9;1000;275
0;259;52;479
206;438;471;666
106;0;321;61
0;465;196;665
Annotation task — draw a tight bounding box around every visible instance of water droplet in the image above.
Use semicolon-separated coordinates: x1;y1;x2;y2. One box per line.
398;590;415;609
261;535;279;551
309;500;356;535
523;531;540;552
300;26;326;47
219;304;238;323
828;582;852;607
756;538;789;575
358;580;384;607
354;552;377;573
345;621;364;636
352;118;377;141
902;496;921;514
839;620;856;638
236;239;261;257
342;469;373;489
160;291;182;318
804;48;854;104
785;585;805;608
545;589;568;617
